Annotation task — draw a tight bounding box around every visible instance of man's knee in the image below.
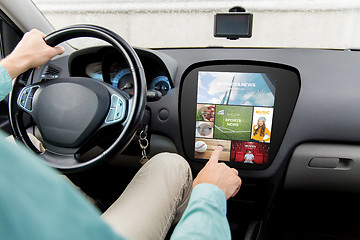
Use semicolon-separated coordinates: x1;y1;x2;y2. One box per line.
147;153;192;182
149;152;189;169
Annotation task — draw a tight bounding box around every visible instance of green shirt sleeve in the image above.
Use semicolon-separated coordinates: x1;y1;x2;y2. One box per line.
171;183;231;240
0;65;13;101
0;132;125;240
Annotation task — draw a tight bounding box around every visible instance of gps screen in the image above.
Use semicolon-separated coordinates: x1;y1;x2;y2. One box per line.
194;71;276;165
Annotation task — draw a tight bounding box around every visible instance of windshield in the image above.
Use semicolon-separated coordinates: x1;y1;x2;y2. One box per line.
32;0;360;49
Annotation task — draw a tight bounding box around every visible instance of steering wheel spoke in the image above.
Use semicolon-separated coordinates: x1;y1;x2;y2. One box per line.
41;150;81;170
102;85;129;126
17;85;40;114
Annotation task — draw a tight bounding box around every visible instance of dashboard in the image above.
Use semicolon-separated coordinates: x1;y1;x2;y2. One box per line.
35;45;360;223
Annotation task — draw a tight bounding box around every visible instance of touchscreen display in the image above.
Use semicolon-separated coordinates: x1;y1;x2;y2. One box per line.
194;71;276;165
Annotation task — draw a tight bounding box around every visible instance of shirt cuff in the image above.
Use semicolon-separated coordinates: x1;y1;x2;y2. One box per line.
0;64;13;101
191;183;227;215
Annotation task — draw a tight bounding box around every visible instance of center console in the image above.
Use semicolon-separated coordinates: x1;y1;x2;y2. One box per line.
181;61;300;170
180;60;300;229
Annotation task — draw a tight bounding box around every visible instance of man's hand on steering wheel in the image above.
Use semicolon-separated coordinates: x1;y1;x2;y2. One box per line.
1;29;65;79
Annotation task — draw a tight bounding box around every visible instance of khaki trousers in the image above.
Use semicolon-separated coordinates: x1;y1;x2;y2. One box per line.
102;153;193;240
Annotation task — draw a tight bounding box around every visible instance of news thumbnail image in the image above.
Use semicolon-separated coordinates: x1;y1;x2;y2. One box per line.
194;138;231;161
197;71;276;107
213;105;253;141
196;121;214;138
230;141;270;165
196;104;215;122
195;104;215;138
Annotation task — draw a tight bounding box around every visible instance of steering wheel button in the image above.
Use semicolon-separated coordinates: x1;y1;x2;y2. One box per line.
111;95;120;108
20;95;27;105
25;98;33;111
106;109;116;122
114;109;122;120
17;86;40;112
29;88;38;97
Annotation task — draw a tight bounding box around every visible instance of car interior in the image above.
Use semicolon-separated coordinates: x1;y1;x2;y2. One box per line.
2;0;360;239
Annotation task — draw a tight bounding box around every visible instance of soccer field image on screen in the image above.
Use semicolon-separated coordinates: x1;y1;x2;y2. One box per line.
213;105;253;141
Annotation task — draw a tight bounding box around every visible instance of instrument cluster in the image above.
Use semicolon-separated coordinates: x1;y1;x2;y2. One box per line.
82;48;172;97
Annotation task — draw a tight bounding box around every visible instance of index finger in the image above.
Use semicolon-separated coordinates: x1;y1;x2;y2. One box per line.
208;146;223;164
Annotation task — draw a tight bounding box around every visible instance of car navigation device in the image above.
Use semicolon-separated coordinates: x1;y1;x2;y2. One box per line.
214;13;253;39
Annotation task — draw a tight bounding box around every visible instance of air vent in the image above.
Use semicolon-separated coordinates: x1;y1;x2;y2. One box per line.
41;64;61;80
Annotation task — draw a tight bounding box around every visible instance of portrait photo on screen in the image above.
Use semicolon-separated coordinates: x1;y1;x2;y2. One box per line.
251;107;274;143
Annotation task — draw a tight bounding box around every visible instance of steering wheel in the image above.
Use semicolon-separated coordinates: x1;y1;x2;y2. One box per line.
8;25;147;172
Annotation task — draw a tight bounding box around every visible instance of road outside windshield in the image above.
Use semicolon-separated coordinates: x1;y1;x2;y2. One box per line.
33;0;360;49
